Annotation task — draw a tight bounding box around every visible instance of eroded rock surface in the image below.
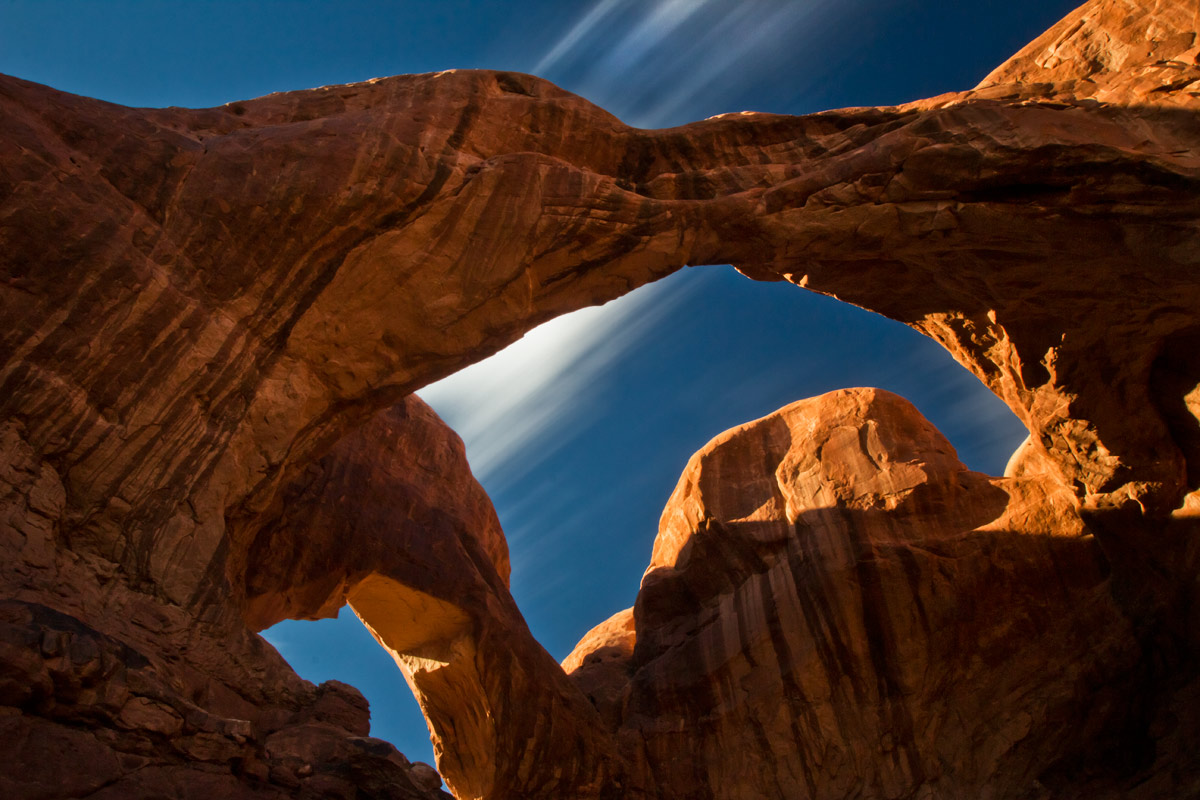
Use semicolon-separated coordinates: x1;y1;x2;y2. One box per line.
0;599;451;799
240;398;632;799
0;402;467;798
1;0;1199;797
566;388;1200;798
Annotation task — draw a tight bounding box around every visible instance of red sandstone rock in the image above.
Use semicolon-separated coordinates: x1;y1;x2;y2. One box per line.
0;0;1198;797
561;608;637;731
0;400;476;797
566;388;1166;798
241;398;631;798
0;597;452;799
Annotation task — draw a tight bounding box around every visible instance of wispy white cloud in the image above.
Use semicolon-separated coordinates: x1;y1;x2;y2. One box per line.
597;0;715;73
260;628;290;656
530;0;843;127
641;2;831;125
419;274;702;488
533;0;624;76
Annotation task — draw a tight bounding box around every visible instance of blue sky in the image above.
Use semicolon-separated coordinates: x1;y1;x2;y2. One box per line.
2;0;1079;775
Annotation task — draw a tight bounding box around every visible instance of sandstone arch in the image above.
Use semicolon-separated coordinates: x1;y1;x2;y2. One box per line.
2;0;1200;797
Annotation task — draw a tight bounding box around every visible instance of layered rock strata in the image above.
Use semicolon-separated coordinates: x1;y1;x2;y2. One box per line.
0;0;1198;797
0;401;466;798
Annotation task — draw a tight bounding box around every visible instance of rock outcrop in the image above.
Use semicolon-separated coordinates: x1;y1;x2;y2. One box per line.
566;388;1199;798
1;0;1198;797
0;401;466;798
241;399;632;799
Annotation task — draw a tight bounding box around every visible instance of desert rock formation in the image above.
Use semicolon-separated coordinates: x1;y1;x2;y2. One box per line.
565;388;1197;798
0;401;464;798
242;399;631;799
1;0;1199;797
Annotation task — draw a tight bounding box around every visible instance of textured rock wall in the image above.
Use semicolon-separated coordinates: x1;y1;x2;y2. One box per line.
2;0;1197;607
240;399;634;799
0;402;466;797
1;0;1199;797
565;389;1190;798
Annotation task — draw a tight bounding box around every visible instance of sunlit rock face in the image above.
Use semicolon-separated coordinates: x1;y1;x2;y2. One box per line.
565;388;1180;798
1;0;1199;797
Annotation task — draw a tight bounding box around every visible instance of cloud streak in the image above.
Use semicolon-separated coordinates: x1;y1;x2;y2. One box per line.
419;275;702;490
533;0;624;76
530;0;842;127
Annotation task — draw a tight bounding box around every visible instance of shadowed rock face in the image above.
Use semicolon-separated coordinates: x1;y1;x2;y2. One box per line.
239;399;632;799
0;403;465;799
1;0;1200;797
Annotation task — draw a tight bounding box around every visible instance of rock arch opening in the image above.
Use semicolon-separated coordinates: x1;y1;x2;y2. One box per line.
4;2;1200;795
254;263;1033;797
419;264;1030;660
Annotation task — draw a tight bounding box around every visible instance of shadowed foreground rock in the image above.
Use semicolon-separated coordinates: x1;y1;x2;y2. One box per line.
239;398;632;799
1;0;1199;797
0;402;463;798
